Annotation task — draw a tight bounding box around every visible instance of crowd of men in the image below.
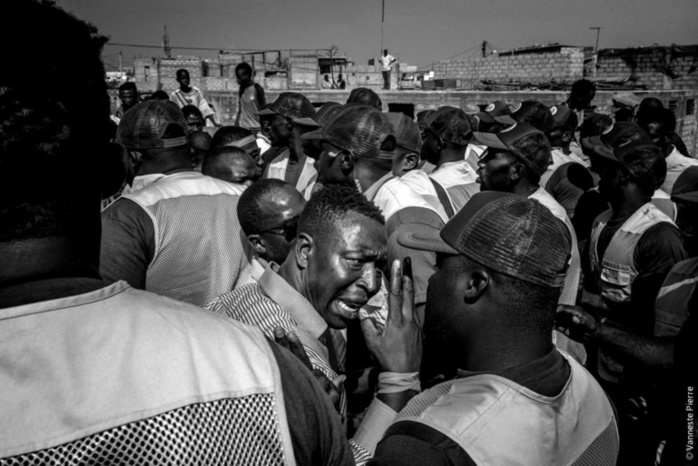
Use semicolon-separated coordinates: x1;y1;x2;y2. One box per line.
2;2;698;465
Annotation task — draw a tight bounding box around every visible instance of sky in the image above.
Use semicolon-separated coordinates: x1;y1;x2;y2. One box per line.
62;0;697;72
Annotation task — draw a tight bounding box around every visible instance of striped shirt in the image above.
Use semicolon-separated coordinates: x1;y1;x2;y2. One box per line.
206;265;347;419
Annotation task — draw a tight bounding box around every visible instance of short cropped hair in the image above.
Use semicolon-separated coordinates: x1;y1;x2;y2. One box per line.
150;90;169;100
237;178;291;235
1;0;110;241
119;82;137;93
235;62;252;75
571;79;596;98
211;126;254;149
298;185;385;243
176;69;189;78
182;104;203;119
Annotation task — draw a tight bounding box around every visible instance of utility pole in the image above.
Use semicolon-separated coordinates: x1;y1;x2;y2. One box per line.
482;40;487;58
590;27;602;78
163;25;171;58
119;51;123;73
380;0;385;54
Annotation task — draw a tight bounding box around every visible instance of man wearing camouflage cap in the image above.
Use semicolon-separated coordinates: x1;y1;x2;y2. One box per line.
363;192;619;465
473;122;585;362
395;107;480;220
101;100;253;307
307;104;432;220
582;141;686;394
259;92;318;199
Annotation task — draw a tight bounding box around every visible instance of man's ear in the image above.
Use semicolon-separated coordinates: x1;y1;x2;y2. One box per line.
247;234;267;256
510;161;526;183
295;232;313;270
461;267;490;304
339;150;355;172
403;153;419;172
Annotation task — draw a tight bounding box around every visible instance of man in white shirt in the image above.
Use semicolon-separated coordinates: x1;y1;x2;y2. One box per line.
170;69;220;127
379;49;396;90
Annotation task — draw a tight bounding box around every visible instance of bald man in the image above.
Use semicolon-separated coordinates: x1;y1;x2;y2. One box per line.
190;131;212;172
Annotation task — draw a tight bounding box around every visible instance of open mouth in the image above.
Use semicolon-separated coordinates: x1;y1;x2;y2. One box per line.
335;299;363;319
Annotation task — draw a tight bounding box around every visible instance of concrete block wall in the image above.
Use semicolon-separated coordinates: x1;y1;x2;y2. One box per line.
159;56;202;93
596;49;698;90
290;57;318;89
433;48;585;87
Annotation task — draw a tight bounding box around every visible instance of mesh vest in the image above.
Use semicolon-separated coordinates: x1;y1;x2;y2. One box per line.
588;202;673;306
124;172;252;307
265;151;317;200
394;352;619;466
0;282;294;465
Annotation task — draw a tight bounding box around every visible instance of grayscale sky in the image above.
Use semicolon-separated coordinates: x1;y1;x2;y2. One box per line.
62;0;697;71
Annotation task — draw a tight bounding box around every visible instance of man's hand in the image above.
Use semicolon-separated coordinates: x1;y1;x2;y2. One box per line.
361;258;422;373
274;327;344;412
555;304;600;343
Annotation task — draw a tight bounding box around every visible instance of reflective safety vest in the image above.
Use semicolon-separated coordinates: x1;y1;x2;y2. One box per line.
123;171;251;307
394;351;619;465
0;281;294;464
588;202;673;306
264;149;317;200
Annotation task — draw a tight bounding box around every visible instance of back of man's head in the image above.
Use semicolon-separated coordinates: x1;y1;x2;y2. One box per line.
211;126;254;149
298;185;385;244
202;146;258;185
1;0;111;241
238;179;299;236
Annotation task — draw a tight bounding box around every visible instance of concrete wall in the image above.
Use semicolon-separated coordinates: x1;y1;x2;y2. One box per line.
595;48;698;90
133;58;159;92
433;47;585;87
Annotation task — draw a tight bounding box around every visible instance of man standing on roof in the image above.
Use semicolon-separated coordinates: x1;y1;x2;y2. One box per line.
170;69;220;127
379;49;396;90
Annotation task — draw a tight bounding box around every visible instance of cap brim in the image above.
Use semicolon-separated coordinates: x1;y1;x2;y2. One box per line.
672;191;698;203
471;131;509;151
300;128;325;141
292;117;321;128
395;224;458;254
257;108;278;116
475;112;496;123
581;136;615;161
493;115;517;126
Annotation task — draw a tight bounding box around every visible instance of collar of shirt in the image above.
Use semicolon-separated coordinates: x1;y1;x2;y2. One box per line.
364;172;395;202
429;159;478;189
666;145;698;170
249;257;272;283
257;265;328;339
455;348;569;397
121;173;167;195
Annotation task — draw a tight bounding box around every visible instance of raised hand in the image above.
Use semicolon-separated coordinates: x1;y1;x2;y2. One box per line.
361;258;422;373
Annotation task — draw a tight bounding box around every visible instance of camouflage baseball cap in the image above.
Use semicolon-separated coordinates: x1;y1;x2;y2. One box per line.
425;106;476;146
472;122;552;176
257;92;315;120
301;104;396;160
116;100;188;150
399;191;571;287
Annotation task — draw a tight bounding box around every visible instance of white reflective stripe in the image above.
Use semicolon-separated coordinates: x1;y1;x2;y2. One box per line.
657;275;698;299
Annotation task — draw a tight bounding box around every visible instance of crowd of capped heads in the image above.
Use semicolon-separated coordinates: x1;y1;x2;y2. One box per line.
3;2;698;465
